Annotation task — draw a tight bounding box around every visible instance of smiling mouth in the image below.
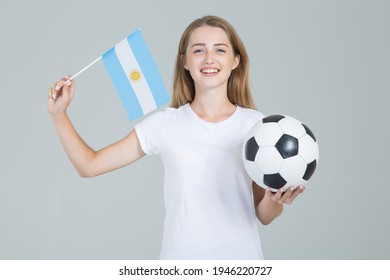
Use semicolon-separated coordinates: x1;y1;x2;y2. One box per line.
200;68;220;74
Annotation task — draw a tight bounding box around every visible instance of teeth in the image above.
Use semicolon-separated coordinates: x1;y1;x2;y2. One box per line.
201;69;219;74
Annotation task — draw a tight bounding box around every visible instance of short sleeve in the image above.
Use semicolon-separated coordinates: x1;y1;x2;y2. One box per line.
134;109;168;155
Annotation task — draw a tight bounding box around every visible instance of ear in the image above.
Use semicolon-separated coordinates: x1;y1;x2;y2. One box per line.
232;54;240;70
182;54;189;70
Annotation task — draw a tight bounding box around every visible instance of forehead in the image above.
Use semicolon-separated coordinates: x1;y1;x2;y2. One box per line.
188;26;231;46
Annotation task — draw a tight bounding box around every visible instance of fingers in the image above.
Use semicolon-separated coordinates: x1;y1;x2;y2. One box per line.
268;185;305;205
49;75;73;101
283;185;305;204
269;187;292;204
267;188;284;203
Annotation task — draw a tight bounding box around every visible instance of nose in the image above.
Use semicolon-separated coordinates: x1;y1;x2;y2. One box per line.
204;51;215;65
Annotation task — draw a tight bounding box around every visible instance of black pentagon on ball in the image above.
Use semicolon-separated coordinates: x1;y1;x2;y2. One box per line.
262;114;285;123
245;136;259;162
302;123;317;142
264;173;287;190
275;134;299;159
303;159;317;181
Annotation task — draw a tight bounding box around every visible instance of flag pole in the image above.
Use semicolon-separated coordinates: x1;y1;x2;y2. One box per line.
63;56;102;85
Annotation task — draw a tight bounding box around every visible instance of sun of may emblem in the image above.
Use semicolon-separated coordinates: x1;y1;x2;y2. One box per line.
129;70;141;82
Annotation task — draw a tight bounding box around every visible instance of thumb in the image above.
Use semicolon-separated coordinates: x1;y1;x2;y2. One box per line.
61;75;75;99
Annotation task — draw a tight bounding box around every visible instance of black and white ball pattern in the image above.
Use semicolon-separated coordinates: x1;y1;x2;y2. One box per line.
243;115;319;191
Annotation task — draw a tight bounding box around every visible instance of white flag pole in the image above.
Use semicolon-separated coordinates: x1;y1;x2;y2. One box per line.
63;56;102;85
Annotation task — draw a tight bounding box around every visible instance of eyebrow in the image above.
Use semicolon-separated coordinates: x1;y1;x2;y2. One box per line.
191;43;229;48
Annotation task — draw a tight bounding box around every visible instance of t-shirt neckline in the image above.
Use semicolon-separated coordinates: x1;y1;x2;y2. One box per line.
184;103;242;127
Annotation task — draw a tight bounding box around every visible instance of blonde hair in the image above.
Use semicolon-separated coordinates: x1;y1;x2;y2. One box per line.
171;15;255;109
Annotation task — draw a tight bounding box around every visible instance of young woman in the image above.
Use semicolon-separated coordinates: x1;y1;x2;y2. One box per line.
48;15;304;259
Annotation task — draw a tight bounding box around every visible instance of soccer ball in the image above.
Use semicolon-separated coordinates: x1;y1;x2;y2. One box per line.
243;115;319;192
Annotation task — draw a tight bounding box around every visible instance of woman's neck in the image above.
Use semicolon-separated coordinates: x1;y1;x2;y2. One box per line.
190;89;236;123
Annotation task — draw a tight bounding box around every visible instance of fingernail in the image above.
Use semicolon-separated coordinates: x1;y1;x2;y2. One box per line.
66;81;71;87
55;86;60;91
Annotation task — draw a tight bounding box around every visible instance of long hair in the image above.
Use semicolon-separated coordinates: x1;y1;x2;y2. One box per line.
171;15;255;109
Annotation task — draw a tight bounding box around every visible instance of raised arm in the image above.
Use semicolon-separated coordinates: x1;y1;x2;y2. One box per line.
48;76;145;177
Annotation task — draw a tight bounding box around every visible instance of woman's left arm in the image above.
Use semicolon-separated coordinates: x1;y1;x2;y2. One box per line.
253;183;305;225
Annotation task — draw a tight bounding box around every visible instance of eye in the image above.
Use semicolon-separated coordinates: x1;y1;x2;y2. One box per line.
193;49;204;54
216;48;226;53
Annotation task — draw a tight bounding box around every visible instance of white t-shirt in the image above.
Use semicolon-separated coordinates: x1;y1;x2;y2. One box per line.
135;103;265;259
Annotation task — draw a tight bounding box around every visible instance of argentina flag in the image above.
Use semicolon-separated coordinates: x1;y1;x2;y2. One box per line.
102;29;170;120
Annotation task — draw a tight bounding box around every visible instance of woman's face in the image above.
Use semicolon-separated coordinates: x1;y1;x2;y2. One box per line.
184;26;239;92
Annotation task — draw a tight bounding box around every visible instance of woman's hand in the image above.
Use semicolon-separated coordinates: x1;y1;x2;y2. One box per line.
47;75;74;117
265;185;305;205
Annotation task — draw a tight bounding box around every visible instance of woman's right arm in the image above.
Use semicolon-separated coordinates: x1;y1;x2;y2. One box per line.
48;76;145;177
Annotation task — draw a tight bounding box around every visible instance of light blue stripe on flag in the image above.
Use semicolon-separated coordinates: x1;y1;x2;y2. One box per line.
102;29;169;121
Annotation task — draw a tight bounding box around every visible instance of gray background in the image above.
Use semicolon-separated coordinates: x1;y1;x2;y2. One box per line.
0;0;389;259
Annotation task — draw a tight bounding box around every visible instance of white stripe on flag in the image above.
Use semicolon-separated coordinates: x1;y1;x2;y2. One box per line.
114;38;157;114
